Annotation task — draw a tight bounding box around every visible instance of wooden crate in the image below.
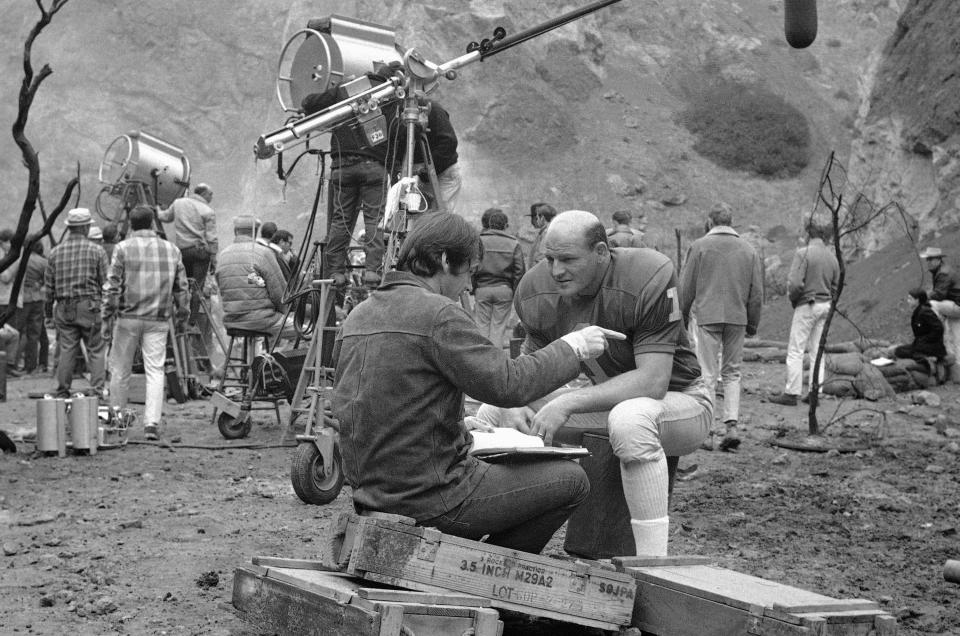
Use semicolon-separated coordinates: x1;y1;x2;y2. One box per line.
616;557;898;636
323;512;637;631
232;562;502;636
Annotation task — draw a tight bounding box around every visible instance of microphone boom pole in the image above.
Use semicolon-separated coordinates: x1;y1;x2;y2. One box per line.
475;0;622;59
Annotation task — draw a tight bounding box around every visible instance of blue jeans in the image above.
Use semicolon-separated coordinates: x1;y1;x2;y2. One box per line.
54;297;106;397
323;161;386;277
418;459;589;554
474;285;514;348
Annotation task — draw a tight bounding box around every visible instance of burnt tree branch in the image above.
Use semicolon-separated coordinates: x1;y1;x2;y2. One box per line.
1;0;73;328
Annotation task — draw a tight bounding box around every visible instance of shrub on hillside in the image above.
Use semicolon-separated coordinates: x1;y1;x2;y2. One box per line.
679;81;810;178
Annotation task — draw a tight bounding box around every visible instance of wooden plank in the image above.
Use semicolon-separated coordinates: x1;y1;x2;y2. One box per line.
632;578;811;636
613;555;717;568
231;566;378;636
358;511;417;525
262;567;356;604
357;588;492;607
772;600;880;614
624;564;897;635
361;569;620;631
377;604;404;636
253;556;338;570
341;513;635;629
352;598;502;636
626;564;842;614
874;614;899;636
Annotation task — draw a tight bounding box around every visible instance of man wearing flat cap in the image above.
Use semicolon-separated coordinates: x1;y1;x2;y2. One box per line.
215;215;295;339
44;208;109;398
921;246;960;368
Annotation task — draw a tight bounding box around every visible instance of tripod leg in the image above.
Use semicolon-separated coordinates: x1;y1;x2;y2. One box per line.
417;134;446;213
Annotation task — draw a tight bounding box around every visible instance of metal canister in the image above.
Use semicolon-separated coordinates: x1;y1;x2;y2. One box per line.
68;396;100;454
36;398;67;456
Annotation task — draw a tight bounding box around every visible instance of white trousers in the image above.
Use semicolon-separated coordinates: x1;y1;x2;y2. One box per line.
109;318;169;426
695;323;745;423
785;301;831;396
929;300;960;362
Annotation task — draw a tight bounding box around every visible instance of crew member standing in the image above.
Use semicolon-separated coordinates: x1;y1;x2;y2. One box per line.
769;221;840;405
301;76;392;290
679;204;762;450
18;239;48;374
919;246;960;370
473;208;525;348
156;183;218;318
103;206;189;441
606;210;645;248
527;202;557;268
44;208;109;398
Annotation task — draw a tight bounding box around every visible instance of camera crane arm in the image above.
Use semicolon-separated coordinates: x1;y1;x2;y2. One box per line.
254;0;622;161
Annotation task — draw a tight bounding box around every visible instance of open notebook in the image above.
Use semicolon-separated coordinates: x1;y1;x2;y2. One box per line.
469;427;590;462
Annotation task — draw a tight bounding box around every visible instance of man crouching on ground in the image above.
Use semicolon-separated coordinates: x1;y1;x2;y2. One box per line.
330;213;625;554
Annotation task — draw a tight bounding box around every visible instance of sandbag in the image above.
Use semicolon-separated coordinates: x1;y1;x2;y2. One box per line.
853;363;896;400
826;352;865;376
822;374;859;398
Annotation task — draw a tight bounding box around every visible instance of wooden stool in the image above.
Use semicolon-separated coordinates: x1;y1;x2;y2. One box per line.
211;328;283;438
563;431;679;560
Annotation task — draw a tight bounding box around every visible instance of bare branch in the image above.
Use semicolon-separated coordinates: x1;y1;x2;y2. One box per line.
0;0;73;327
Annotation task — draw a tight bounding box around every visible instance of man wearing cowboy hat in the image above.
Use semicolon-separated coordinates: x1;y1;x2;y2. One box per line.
44;208;109;398
920;246;960;370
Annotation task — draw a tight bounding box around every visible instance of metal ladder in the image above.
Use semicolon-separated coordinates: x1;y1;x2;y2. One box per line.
286;279;337;438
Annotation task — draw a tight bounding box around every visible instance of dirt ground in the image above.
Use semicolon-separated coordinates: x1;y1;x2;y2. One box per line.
1;356;959;636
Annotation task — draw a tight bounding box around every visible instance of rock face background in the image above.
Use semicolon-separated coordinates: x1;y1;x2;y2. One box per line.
0;0;956;265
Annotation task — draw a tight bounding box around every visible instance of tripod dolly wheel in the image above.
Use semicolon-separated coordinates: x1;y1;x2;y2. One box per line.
217;411;252;439
291;441;344;505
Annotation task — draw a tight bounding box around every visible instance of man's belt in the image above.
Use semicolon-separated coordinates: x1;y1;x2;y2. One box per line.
56;295;99;302
331;155;380;170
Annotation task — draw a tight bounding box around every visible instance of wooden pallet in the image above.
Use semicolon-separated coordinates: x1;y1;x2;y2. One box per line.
615;556;898;635
321;512;637;631
232;563;502;636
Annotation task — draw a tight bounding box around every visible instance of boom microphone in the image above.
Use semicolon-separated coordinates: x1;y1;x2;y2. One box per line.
784;0;817;49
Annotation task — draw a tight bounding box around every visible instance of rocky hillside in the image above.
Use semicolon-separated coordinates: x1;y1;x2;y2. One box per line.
0;0;955;278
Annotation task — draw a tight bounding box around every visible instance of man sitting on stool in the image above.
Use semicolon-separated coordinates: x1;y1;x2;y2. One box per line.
216;215;295;340
493;210;713;556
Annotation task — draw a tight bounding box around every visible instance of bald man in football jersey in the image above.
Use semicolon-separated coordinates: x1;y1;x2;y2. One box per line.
504;210;713;556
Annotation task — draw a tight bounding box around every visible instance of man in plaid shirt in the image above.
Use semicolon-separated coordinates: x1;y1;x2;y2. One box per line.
44;208;109;398
103;205;189;440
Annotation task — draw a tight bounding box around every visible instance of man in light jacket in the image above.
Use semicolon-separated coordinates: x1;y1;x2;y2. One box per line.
680;204;762;450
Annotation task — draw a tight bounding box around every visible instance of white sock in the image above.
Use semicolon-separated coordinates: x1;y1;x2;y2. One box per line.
620;455;669;519
630;516;669;556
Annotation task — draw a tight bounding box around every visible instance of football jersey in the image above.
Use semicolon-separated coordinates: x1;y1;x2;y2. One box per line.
514;247;701;391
